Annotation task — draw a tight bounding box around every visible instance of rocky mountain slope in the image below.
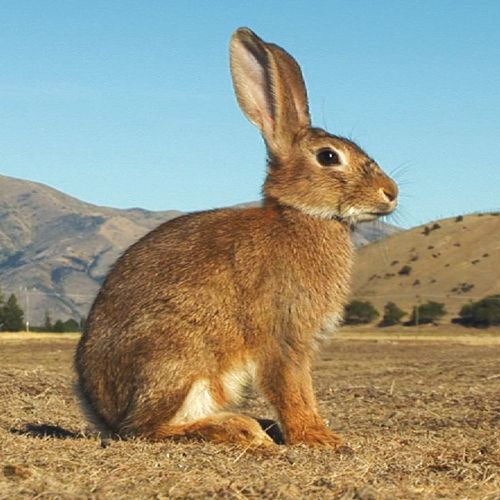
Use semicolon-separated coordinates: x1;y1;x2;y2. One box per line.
0;175;180;324
0;175;398;325
351;213;500;319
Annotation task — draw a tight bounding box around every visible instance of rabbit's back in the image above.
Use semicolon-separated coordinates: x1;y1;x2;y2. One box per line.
79;204;353;352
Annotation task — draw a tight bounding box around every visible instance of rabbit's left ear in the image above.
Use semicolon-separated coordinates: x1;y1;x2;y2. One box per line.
230;28;311;153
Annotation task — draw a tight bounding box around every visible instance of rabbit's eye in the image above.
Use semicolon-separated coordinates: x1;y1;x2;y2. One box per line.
316;148;341;167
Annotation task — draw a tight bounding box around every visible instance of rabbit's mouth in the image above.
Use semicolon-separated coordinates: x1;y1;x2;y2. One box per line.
351;213;382;223
367;210;394;217
365;199;399;219
344;207;396;224
365;207;397;220
339;202;397;223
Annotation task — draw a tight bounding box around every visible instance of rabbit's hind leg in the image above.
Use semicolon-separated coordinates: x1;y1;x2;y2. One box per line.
151;412;275;447
145;376;275;447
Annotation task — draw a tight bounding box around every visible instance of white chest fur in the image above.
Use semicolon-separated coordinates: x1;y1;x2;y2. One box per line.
169;359;257;425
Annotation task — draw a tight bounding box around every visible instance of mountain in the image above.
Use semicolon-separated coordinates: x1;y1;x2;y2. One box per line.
0;175;398;325
351;213;500;319
352;220;400;247
0;175;180;325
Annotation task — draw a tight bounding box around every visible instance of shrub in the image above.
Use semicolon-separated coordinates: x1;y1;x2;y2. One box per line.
379;302;406;327
457;295;500;327
407;301;446;325
451;282;474;294
398;265;412;276
53;319;66;333
344;300;379;325
51;318;81;333
423;223;441;235
63;318;80;332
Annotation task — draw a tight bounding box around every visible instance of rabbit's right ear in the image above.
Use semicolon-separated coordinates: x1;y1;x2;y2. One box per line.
230;28;311;153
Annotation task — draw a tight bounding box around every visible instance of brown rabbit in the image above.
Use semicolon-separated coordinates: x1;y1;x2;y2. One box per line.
75;27;398;448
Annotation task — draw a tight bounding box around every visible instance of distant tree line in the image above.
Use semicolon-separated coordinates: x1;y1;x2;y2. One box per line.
344;295;500;329
32;311;86;333
1;285;498;333
0;287;84;333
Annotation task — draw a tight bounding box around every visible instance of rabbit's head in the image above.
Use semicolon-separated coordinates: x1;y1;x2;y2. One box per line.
230;28;398;224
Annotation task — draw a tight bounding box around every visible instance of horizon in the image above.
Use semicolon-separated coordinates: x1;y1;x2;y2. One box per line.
0;171;497;231
1;1;499;228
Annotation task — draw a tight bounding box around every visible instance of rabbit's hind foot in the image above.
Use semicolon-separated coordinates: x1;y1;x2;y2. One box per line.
150;412;277;448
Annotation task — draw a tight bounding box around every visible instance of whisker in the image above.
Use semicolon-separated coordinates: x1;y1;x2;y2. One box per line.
321;99;329;130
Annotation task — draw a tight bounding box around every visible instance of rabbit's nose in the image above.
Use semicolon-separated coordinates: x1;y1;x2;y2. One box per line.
379;178;399;203
383;187;397;202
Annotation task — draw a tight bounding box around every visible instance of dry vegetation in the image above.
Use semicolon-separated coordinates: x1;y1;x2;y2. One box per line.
1;330;499;499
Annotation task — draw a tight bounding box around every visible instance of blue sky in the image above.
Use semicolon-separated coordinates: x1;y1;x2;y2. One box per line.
1;1;499;228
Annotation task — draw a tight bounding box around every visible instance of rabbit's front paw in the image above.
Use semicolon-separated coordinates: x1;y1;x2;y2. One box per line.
288;426;344;449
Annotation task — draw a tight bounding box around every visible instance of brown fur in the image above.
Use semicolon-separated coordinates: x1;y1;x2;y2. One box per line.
75;27;398;448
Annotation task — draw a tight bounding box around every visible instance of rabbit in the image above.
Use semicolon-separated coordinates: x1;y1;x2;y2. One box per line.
75;27;398;448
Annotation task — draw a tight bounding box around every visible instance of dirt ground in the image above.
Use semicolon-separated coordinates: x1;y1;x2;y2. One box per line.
1;330;499;499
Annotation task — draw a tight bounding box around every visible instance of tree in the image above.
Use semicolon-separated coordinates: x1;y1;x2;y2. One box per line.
63;318;80;332
1;294;25;331
379;302;406;327
48;317;82;333
44;311;53;332
344;300;379;325
408;301;446;325
53;319;66;333
457;295;500;327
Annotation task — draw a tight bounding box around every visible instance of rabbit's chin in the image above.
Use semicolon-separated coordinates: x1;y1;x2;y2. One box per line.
297;204;392;225
342;212;396;226
346;212;386;223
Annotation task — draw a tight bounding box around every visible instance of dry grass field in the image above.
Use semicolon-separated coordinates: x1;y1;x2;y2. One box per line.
1;330;499;499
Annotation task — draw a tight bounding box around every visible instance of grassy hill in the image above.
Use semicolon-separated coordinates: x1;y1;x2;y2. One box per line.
351;213;500;321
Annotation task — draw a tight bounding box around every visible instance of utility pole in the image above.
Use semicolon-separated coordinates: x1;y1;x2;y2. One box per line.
415;294;420;330
25;286;30;332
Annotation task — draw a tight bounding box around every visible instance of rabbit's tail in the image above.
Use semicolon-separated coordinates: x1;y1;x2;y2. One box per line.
74;380;114;437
